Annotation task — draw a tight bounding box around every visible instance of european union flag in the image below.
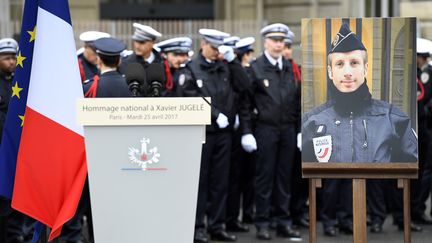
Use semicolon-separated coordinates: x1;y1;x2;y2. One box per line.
0;0;37;199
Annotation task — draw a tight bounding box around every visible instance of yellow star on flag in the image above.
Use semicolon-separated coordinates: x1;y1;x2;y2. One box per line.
11;82;23;99
16;52;26;68
19;115;25;127
27;26;36;42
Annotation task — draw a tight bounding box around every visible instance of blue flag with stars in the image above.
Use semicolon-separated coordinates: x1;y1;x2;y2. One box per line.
0;0;37;199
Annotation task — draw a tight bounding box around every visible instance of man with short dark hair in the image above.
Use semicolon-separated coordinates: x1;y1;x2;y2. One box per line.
156;37;192;97
302;23;418;236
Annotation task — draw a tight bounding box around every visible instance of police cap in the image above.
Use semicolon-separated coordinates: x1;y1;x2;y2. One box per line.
0;38;18;54
260;23;289;40
235;37;255;54
199;28;230;48
93;37;126;56
329;23;366;54
132;23;162;42
156;37;192;54
417;38;432;56
79;31;111;44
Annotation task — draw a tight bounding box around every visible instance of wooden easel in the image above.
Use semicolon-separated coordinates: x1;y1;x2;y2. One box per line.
302;162;418;243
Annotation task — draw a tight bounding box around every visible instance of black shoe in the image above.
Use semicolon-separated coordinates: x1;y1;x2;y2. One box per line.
370;222;383;233
243;215;254;224
194;229;209;243
276;225;301;238
339;223;353;234
293;217;310;228
226;221;250;232
414;214;432;225
324;226;338;237
256;228;271;240
397;222;422;232
210;230;237;242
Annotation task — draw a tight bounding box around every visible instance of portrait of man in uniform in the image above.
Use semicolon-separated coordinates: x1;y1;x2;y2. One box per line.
301;18;418;164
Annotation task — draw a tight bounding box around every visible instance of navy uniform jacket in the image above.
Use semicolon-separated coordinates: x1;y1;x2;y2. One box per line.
418;64;432;128
302;99;418;163
239;54;300;134
177;53;241;133
0;71;13;142
78;53;99;81
83;70;130;97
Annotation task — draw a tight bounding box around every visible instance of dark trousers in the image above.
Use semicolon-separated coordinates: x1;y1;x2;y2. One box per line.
226;130;255;224
254;124;296;229
367;180;388;225
419;127;432;216
195;131;232;233
0;197;34;243
290;148;309;221
321;179;353;229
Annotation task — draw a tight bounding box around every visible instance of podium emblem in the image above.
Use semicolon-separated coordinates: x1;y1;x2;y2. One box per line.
127;137;163;171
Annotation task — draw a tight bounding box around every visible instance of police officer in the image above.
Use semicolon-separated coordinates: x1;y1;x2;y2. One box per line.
281;30;309;229
221;37;257;232
83;37;130;98
0;37;33;243
156;37;192;97
235;37;255;67
177;28;238;242
239;23;301;240
77;31;110;82
302;23;418;236
413;38;432;225
121;23;162;69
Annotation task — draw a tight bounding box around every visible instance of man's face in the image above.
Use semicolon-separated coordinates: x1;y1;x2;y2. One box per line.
328;50;368;93
166;52;189;69
83;45;98;65
201;41;219;61
0;53;17;74
283;44;293;60
264;37;285;59
133;40;154;57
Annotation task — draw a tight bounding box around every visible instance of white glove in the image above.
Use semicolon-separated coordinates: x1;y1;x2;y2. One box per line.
297;133;302;151
234;114;240;130
241;133;257;153
218;45;235;62
216;113;229;129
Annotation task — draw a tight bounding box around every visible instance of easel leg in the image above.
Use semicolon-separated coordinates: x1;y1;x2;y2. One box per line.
352;179;367;243
309;178;321;243
398;179;411;243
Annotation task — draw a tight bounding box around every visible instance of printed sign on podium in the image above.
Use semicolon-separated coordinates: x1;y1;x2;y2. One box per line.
77;97;211;243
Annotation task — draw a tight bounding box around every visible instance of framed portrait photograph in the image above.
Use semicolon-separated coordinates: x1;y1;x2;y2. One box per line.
301;17;418;164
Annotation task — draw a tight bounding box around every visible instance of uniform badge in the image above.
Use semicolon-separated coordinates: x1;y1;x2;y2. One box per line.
178;74;185;86
421;72;429;84
263;79;269;87
316;124;326;135
196;79;203;88
312;135;332;163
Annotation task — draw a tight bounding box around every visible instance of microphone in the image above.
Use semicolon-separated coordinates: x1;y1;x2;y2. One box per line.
124;63;146;97
146;63;166;97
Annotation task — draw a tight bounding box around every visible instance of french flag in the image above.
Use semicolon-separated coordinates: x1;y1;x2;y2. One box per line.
11;0;87;241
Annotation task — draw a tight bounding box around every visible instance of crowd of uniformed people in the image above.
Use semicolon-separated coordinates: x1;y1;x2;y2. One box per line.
0;21;432;243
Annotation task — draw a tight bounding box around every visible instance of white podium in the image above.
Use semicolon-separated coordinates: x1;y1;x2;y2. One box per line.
77;97;210;243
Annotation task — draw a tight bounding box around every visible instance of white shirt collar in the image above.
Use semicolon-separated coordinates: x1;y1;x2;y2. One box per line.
100;68;117;75
145;51;155;64
264;50;282;70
